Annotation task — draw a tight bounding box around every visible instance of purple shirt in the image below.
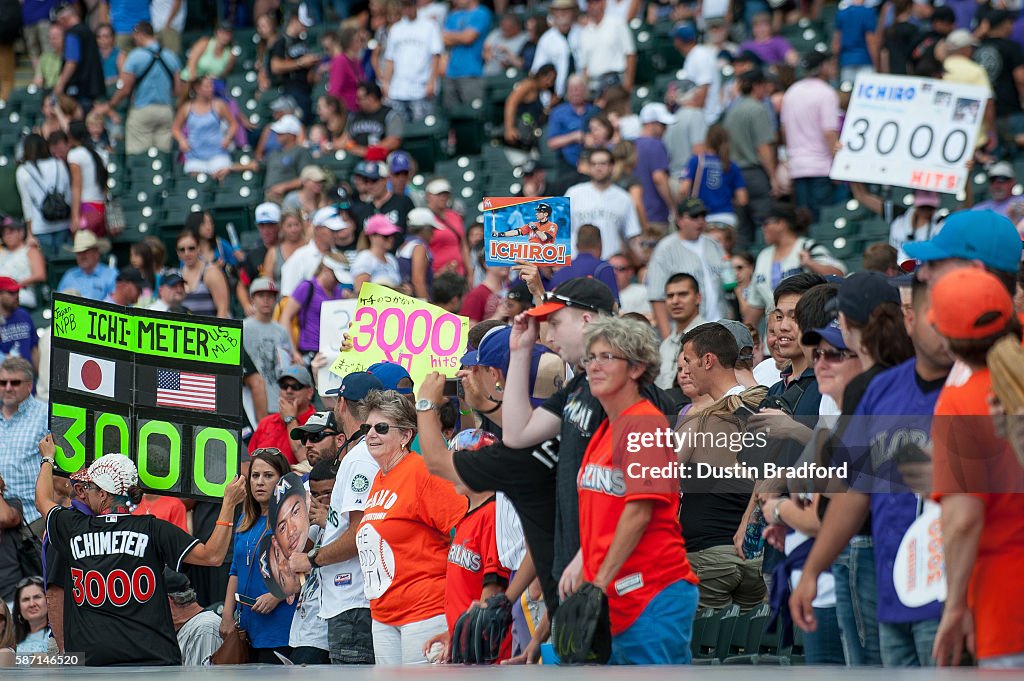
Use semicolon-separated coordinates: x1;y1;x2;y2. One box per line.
634;135;672;222
973;197;1024;218
738;36;793;65
292;279;345;352
547;253;620;301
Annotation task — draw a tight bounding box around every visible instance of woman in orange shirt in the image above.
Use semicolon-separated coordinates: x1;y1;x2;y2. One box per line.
355;390;467;664
571;316;700;664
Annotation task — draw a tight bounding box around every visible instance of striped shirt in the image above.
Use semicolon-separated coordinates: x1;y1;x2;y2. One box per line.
0;397;49;524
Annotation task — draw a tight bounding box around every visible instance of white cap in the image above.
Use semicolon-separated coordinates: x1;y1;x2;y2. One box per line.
320;255;354;285
255;202;282;224
944;29;978;51
639;102;675;126
311;206;350;232
86;454;139;496
297;2;314;27
271;114;302;136
407;207;441;229
425;178;452;195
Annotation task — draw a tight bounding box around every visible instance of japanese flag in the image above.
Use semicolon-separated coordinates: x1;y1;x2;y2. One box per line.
68;353;115;398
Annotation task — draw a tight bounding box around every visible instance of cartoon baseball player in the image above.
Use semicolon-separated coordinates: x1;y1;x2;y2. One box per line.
493;203;559;244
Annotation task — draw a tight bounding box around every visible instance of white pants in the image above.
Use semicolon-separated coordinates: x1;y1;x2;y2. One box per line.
371;613;447;665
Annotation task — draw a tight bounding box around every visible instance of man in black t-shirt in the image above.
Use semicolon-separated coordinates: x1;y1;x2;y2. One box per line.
973;10;1024;144
350;160;414;247
269;9;320;124
36;445;245;665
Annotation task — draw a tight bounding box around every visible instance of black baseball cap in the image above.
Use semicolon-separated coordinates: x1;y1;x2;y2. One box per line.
678;197;708;218
290;410;340;439
116;266;147;288
836;271;900;325
163;568;191;595
507;280;534;307
526;277;616;320
536;202;552;214
765;202;797;224
801;49;833;72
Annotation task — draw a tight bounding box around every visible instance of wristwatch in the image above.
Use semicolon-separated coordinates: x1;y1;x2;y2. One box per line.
283;415;296;425
40;457;55;468
307;546;320;567
415;399;439;413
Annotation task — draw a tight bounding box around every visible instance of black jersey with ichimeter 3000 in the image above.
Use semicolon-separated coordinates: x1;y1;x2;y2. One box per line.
45;506;200;665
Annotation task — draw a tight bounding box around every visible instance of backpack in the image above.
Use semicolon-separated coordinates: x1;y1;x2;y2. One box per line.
28;162;70;222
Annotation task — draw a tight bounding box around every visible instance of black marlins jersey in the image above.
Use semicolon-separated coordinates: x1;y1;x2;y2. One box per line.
46;507;199;666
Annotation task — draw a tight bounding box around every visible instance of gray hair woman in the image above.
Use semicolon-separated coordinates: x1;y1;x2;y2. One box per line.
354;390;467;664
568;315;700;664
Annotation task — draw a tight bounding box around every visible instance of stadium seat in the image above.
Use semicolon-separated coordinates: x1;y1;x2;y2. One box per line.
402;114;447;173
693;604;740;664
691;607;724;660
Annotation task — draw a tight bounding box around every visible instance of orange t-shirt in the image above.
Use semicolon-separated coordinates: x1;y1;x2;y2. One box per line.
131;495;188;532
520;221;557;244
578;399;698;635
356;453;467;626
931;368;1024;660
445;497;512;661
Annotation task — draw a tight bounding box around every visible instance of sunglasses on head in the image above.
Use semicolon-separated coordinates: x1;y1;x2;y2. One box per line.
16;576;43;588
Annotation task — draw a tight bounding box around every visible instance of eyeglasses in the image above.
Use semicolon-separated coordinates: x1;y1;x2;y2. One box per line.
177;244;198;253
0;379;24;387
279;381;305;392
368;422;397;435
301;431;336;444
812;348;858;363
581;352;629;368
612;265;632;272
16;576;43;588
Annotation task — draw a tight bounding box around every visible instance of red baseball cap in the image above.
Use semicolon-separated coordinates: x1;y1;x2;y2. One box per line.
926;268;1013;340
0;276;19;293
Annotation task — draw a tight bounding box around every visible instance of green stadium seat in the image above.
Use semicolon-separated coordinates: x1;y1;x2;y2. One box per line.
693;604;740;665
402;114;447;173
690;607;722;660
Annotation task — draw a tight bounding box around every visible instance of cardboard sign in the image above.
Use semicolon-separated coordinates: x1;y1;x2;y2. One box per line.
259;473;309;601
328;283;468;384
830;74;989;194
317;299;358;397
48;294;243;500
894;500;946;607
484;196;572;266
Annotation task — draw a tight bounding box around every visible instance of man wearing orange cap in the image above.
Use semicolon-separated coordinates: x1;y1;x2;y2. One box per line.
927;268;1024;668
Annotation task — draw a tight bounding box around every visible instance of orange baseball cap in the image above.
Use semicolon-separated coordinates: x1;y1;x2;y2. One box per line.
926;268;1013;340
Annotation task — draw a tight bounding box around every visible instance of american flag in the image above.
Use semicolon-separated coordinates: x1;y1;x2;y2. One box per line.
156;370;217;411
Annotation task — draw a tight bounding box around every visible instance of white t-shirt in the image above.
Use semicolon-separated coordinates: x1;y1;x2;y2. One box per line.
150;0;186;33
889;209;943;265
16;159;71;235
605;0;635;20
680;237;722;322
532;25;582;97
384;16;443;101
280;240;322;297
419;2;448;29
319;442;380;619
67;146;105;203
351;250;401;287
619;282;651;316
564;181;642;259
753;358;783;387
578;14;635;79
682;44;722;124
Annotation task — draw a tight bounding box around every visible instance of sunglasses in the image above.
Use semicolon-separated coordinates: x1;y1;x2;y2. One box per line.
368;422;398;435
177;244;198;253
279;381;305;391
542;291;599;313
813;348;858;363
301;431;336;444
0;379;24;387
16;576;43;588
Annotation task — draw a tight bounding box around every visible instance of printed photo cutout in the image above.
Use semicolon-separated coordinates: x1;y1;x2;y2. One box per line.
261;472;311;599
483;196;572;267
257;533;302;601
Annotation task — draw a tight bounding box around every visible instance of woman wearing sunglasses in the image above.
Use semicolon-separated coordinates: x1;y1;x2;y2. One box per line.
570;316;699;664
176;230;231;318
13;577;48;653
354;390;467;664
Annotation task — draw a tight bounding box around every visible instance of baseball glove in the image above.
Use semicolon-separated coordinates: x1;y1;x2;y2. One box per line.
471;594;514;664
450;606;481;664
553;582;612;665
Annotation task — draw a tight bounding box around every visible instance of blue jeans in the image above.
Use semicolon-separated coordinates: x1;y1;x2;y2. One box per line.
35;229;70;255
878;619;939;667
803;607;845;664
609;580;699;665
792;176;834;222
833;538;881;665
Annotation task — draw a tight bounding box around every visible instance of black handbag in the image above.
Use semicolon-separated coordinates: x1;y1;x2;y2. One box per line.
14;517;43;578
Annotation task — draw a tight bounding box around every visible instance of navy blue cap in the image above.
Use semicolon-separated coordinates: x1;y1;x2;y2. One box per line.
461;326;513;374
671;23;697;42
801;318;847;350
837;270;901;325
367;361;413;394
325;371;384;399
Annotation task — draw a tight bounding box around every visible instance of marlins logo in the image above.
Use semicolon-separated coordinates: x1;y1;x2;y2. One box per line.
578;463;626;496
351;474;370;493
273;476;293;503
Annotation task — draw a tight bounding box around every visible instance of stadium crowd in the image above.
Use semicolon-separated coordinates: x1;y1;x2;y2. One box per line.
1;0;1024;669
